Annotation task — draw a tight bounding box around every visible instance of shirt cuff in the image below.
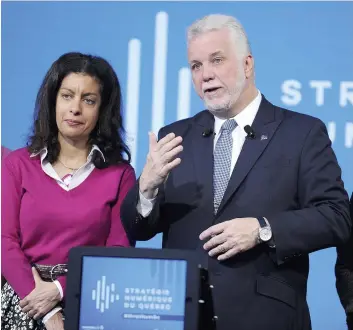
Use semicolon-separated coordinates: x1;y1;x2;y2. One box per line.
137;190;157;217
42;307;62;324
54;280;63;300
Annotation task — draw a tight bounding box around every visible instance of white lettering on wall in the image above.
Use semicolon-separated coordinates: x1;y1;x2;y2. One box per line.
340;82;353;107
345;122;353;148
309;80;332;106
281;80;302;106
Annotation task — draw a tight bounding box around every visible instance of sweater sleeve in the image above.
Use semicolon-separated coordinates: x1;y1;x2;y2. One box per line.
1;157;35;299
106;165;136;247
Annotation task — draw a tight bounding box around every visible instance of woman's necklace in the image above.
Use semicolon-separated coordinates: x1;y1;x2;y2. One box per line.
57;158;81;172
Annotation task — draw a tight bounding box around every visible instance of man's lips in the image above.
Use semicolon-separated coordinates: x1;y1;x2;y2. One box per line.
203;86;222;93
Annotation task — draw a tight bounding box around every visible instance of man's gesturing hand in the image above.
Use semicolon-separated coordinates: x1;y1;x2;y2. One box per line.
140;132;183;199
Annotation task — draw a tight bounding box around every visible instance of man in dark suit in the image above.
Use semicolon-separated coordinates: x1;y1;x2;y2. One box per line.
336;193;353;329
121;14;351;330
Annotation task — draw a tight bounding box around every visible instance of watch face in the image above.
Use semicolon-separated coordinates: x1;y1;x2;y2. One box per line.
259;227;272;242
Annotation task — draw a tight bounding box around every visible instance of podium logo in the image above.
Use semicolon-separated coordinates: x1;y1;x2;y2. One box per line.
92;276;120;313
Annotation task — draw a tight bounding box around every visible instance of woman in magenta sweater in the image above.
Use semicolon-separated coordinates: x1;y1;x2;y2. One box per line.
1;52;136;330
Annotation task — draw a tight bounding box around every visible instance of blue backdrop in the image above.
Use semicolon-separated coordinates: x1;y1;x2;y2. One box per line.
2;1;352;329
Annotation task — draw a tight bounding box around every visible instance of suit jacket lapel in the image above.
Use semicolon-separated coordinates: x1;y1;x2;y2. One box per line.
217;96;284;215
191;111;215;217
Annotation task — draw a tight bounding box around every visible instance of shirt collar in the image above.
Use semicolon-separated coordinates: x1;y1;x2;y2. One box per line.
30;144;106;163
214;90;262;135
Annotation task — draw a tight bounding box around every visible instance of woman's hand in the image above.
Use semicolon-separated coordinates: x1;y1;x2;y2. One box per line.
19;267;61;320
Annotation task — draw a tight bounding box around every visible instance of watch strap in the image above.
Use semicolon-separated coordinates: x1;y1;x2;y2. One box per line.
257;217;267;228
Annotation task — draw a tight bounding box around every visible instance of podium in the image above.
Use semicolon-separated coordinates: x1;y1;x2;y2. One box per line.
64;246;216;330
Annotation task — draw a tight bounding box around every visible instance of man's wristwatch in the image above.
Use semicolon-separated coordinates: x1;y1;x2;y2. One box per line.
257;217;272;243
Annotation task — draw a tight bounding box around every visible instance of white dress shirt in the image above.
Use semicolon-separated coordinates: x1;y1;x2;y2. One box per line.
31;144;105;191
137;91;262;217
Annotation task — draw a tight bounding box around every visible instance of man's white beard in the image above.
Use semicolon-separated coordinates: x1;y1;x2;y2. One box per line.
204;72;247;115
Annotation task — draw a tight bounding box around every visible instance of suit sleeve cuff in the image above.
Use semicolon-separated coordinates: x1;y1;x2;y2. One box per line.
54;280;63;300
42;307;62;323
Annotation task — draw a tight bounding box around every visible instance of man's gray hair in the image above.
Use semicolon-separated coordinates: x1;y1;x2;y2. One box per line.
187;14;251;59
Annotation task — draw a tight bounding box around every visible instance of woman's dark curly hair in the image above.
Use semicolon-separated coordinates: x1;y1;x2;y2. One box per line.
27;52;131;168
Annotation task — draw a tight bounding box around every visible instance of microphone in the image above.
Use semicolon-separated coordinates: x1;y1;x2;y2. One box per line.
202;128;214;137
244;125;255;139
